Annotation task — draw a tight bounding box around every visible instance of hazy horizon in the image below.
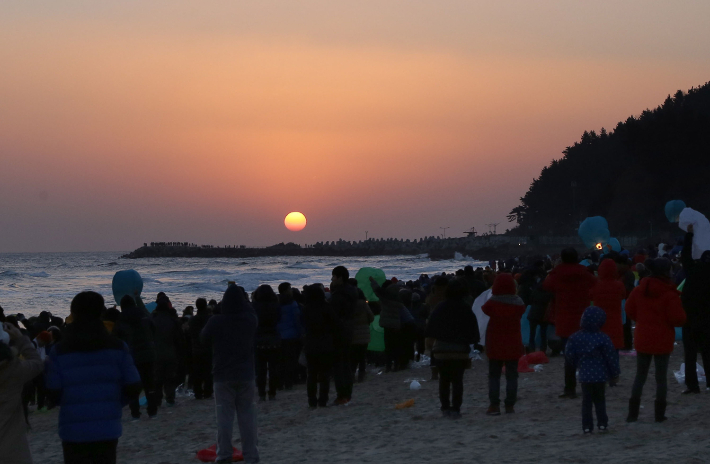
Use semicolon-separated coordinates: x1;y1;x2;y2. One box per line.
2;1;710;252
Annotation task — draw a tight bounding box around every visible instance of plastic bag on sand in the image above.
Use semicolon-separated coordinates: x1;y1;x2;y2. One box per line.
526;351;550;364
673;363;706;385
298;349;307;367
518;355;535;373
471;290;493;345
534;364;544;372
470;350;482;361
679;208;710;260
196;444;243;462
395;399;415;410
410;380;422;390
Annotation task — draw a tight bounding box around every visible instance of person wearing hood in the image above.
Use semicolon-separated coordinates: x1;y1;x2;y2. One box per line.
189;298;213;400
300;285;336;408
590;259;627;351
426;279;480;419
0;321;44;464
252;285;282;401
45;291;141;464
543;248;598;398
114;294;158;419
482;274;526;415
151;295;184;407
625;258;686;423
330;266;358;405
277;282;302;391
201;284;259;464
680;225;710;394
565;307;621;434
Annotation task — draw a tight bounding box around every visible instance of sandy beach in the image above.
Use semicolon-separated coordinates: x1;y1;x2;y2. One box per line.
27;345;707;464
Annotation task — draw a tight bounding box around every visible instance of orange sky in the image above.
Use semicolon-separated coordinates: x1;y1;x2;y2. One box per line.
1;1;709;251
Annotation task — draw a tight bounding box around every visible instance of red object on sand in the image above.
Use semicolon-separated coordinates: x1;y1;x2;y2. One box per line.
526;351;549;364
196;445;244;462
517;355;535;373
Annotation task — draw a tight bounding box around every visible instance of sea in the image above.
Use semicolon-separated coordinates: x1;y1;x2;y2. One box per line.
0;252;486;318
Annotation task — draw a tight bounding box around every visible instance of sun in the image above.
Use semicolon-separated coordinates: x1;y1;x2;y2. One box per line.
284;212;307;231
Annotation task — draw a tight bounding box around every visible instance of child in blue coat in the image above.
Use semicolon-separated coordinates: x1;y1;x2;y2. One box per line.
565;306;620;433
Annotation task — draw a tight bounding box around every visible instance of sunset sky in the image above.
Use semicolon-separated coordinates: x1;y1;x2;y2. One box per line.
2;1;709;252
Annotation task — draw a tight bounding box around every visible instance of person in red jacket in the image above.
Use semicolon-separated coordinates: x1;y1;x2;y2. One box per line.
625;258;686;423
483;274;526;415
543;248;597;398
590;259;626;350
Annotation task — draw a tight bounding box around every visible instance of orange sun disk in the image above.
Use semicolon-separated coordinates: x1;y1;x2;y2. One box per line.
284;212;307;231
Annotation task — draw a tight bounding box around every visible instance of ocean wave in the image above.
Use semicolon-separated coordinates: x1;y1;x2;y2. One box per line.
286;262;322;270
27;271;51;278
162;268;232;276
0;270;50;278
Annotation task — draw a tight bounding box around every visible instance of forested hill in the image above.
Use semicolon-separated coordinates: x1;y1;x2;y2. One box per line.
508;82;710;238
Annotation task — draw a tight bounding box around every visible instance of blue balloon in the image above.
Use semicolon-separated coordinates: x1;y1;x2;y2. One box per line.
112;270;143;306
608;237;621;253
665;200;686;223
578;216;610;249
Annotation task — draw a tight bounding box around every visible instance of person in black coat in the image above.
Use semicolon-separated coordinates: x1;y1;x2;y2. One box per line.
680;225;710;393
151;296;184;406
189;298;213;399
300;285;336;408
253;285;282;401
114;294;158;419
426;279;480;418
329;266;358;405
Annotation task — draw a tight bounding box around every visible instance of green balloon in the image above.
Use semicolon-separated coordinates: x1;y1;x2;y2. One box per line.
355;267;387;302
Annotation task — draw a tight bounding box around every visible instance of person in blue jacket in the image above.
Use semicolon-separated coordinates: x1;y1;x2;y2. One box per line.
277;282;302;390
565;306;620;434
45;291;141;464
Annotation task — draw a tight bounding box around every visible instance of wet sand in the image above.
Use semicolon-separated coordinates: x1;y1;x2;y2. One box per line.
28;344;708;463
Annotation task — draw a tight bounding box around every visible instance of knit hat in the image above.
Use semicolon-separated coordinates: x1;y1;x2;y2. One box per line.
491;273;517;296
36;331;52;344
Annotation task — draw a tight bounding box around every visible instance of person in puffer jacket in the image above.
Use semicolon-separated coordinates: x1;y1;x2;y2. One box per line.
543;248;597;398
482;273;526;416
589;259;627;350
565;307;620;434
625;258;686;423
350;287;374;382
45;291;141;463
277;283;302;391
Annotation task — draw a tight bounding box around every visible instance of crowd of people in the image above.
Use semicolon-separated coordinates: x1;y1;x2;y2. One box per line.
1;226;709;463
